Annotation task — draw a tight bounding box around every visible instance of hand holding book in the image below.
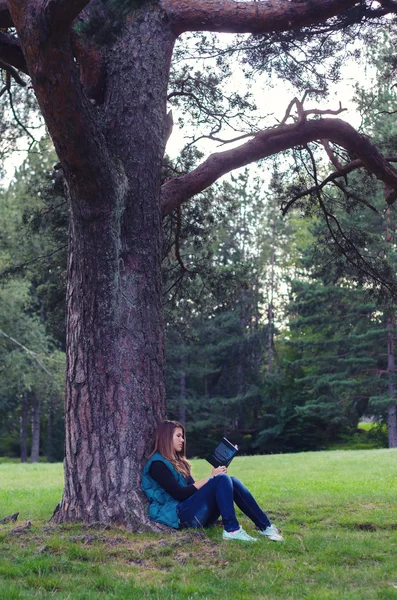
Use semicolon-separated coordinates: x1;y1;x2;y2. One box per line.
206;437;239;468
211;465;228;476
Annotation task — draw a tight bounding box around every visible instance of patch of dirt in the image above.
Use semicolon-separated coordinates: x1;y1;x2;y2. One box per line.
341;522;397;532
67;534;125;545
120;531;228;571
7;521;32;536
340;522;377;531
267;510;289;521
357;523;377;531
8;522;229;572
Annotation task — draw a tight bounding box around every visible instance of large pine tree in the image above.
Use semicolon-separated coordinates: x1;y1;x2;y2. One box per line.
1;0;397;527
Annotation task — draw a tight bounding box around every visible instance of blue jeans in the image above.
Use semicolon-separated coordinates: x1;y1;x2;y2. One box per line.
177;474;271;533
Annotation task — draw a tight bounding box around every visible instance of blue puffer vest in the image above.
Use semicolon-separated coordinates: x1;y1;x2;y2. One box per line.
142;452;187;528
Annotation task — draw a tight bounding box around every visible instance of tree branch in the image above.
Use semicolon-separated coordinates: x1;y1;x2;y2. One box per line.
0;328;54;379
161;119;397;216
0;1;13;28
304;143;392;291
0;59;26;86
281;156;397;215
321;140;344;170
0;31;28;74
7;0;120;206
43;0;91;35
7;85;36;142
378;0;397;13
316;192;393;293
332;179;379;213
163;0;360;36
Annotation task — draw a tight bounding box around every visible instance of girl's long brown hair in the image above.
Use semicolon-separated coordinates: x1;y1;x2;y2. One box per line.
149;420;191;480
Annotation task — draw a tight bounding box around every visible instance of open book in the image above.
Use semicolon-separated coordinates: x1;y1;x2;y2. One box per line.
206;437;238;468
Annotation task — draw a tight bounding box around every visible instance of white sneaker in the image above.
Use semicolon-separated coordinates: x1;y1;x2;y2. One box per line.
260;524;284;542
222;527;258;542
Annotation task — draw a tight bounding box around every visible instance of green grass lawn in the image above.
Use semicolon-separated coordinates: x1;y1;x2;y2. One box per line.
1;449;396;599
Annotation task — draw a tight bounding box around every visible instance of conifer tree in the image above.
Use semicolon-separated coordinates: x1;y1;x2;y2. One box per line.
1;0;397;526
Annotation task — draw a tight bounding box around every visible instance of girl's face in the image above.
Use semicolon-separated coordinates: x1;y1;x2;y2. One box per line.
172;427;184;453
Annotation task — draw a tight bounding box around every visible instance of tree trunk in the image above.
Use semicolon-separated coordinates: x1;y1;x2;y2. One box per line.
20;391;28;463
236;362;244;430
30;393;40;463
388;404;397;448
179;350;186;426
267;217;276;373
47;399;54;463
51;13;176;528
384;208;397;448
386;316;397;448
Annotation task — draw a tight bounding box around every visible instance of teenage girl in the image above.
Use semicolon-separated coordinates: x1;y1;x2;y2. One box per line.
142;420;283;542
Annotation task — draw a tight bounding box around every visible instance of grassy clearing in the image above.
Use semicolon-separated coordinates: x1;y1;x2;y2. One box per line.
1;450;397;599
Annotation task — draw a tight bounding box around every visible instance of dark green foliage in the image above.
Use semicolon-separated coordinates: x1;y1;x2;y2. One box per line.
167;310;267;457
0;141;68;347
164;170;292;456
254;280;389;453
0;139;66;459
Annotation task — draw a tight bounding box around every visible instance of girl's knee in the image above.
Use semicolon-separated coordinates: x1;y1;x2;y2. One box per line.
215;473;232;485
230;476;243;486
230;476;246;491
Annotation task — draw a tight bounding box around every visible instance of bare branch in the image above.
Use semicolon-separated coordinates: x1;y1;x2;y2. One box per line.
321;139;344;170
305;104;347;118
280;97;303;125
0;245;68;282
7;86;36;142
161;118;397;216
163;0;360;36
0;328;54;379
213;132;257;146
0;60;26;86
43;0;91;34
280;91;345;126
175;208;189;272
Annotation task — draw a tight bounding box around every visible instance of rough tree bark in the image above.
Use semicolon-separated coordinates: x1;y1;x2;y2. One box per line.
2;0;397;527
53;11;175;526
